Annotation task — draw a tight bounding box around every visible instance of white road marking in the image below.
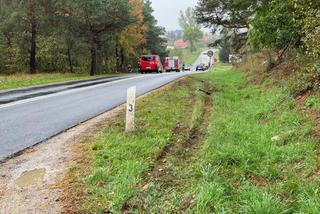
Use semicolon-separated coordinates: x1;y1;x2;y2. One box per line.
0;62;204;111
0;74;157;110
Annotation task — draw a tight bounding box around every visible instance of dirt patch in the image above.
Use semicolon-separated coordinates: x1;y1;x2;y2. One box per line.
0;104;125;214
295;90;313;106
294;90;320;137
15;168;46;187
309;168;320;181
121;79;213;213
246;173;269;187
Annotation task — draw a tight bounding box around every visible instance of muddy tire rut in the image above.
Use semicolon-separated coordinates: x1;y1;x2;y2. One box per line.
121;79;213;214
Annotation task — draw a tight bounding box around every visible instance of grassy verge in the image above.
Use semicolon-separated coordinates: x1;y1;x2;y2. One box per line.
191;65;320;213
66;77;211;213
121;78;212;213
0;73;119;90
170;48;205;65
66;64;320;213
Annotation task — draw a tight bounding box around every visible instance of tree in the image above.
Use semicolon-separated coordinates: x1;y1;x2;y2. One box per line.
68;0;134;76
249;0;320;62
142;0;167;58
250;0;300;50
299;1;320;58
116;0;147;72
218;34;231;63
194;0;269;53
1;0;42;73
0;0;61;73
194;0;267;30
0;0;165;75
0;4;18;72
179;7;203;52
54;6;78;73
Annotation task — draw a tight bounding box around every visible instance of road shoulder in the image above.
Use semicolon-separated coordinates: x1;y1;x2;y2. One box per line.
0;102;125;214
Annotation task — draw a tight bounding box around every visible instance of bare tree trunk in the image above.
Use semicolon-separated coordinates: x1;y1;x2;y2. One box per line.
67;47;73;73
90;45;97;76
3;33;12;48
120;48;125;72
115;45;120;73
29;4;37;74
190;40;195;52
277;44;290;63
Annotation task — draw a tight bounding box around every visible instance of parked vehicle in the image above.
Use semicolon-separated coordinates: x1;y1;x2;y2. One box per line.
196;63;206;71
164;56;180;72
139;55;163;73
183;64;191;71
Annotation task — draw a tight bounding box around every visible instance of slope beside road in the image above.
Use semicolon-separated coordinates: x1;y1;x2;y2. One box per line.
66;64;320;213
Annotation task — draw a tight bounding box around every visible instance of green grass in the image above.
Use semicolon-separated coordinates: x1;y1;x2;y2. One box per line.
184;49;203;65
305;94;320;113
0;73;118;90
190;65;320;213
69;64;320;214
74;79;204;213
121;77;211;214
170;48;205;65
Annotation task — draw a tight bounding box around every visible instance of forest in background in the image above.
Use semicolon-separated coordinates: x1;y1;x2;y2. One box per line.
0;0;167;76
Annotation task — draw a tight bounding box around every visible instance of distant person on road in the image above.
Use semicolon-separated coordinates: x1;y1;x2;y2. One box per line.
127;64;132;73
182;64;185;71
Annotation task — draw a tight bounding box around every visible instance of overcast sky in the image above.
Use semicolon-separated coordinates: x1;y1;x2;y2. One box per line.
150;0;198;31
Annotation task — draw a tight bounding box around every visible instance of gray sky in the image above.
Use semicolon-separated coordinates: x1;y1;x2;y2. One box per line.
150;0;198;31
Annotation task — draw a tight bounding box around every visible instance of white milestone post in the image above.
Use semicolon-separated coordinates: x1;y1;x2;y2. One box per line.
126;86;136;133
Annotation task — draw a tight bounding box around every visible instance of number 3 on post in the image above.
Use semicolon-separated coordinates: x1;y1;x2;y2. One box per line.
128;104;134;112
126;86;136;132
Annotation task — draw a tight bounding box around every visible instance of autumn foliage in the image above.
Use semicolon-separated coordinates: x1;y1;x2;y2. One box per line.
0;0;166;75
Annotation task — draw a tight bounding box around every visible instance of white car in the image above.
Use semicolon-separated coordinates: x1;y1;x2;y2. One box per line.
183;64;191;71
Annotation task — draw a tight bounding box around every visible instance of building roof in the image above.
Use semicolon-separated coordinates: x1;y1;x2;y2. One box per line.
174;40;188;48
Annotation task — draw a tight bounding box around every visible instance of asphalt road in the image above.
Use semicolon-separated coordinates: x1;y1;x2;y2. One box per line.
0;72;197;161
0;75;137;104
0;51;214;161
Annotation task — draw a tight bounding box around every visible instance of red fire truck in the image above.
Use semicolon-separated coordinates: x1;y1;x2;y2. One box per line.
164;56;180;72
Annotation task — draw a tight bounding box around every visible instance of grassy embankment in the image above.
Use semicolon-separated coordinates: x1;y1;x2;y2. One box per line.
193;66;320;213
0;73;119;91
170;48;205;65
67;64;320;213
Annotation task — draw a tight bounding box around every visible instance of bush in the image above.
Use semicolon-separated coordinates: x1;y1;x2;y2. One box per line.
36;36;69;72
287;62;320;96
236;51;273;83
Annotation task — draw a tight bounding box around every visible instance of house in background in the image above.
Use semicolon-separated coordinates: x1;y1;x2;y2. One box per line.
174;40;188;49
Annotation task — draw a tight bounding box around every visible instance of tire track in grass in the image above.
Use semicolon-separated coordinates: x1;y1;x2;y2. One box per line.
121;79;213;214
63;78;203;214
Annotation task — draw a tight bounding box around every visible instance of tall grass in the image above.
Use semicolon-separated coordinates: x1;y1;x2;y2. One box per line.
190;66;320;213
